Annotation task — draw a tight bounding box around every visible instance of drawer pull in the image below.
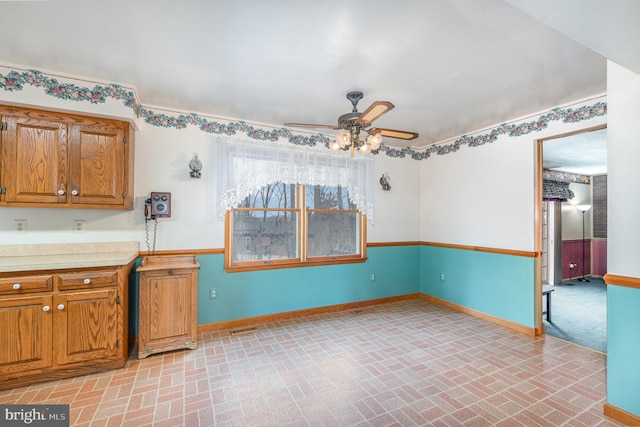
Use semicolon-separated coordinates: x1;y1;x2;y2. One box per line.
71;190;78;196
83;278;91;284
57;189;65;195
57;304;65;310
43;305;50;311
12;283;21;290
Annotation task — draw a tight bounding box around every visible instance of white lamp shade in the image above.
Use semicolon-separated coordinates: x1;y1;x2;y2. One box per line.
367;133;382;150
336;130;349;148
576;204;592;212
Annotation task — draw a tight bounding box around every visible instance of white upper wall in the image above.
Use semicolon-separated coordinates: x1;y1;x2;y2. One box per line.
0;69;605;251
607;61;640;277
0;119;420;249
419;100;606;251
369;155;421;242
419;133;536;250
0;77;421;249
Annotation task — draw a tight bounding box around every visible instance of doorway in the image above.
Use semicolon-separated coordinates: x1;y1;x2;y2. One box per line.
537;125;607;353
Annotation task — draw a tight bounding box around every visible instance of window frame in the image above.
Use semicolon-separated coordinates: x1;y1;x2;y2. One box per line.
224;183;367;272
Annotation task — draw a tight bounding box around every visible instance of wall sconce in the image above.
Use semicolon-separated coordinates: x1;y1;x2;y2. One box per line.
379;173;391;191
189;153;202;178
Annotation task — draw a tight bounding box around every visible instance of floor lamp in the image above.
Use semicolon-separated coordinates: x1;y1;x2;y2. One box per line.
576;204;592;282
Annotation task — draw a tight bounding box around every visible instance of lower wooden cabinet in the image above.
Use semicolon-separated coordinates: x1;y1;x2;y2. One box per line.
0;263;132;390
137;255;199;359
55;288;119;365
0;295;53;375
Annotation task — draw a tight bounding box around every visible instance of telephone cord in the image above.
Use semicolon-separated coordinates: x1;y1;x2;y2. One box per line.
145;218;158;255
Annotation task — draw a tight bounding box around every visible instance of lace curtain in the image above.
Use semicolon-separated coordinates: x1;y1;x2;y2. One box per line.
216;137;375;223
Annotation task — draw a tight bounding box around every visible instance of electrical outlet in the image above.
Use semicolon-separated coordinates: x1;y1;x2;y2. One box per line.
73;220;85;232
370;274;375;282
441;273;446;281
209;288;217;299
14;219;27;233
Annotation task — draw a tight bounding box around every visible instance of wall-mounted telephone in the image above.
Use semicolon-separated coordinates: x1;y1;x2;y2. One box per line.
145;192;171;220
144;192;171;255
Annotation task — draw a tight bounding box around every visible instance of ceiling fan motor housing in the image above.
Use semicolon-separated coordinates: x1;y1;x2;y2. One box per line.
346;91;364;111
338;112;363;129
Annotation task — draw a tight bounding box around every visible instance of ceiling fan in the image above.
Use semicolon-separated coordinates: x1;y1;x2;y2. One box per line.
285;91;419;155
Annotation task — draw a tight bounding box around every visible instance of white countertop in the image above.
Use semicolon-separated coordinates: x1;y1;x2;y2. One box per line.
0;242;140;273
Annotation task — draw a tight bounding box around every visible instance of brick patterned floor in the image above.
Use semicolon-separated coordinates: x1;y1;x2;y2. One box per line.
0;299;624;426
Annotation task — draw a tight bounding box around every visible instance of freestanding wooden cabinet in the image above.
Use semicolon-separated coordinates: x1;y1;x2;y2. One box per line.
137;255;199;359
0;264;132;390
0;104;134;209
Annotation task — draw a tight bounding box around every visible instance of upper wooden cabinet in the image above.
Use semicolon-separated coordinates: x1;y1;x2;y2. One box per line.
0;105;134;209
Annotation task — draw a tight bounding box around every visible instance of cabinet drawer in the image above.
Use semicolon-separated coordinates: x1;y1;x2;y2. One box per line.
0;275;54;294
57;270;117;291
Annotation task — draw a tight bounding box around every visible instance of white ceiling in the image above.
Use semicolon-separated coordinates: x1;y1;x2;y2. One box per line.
543;128;607;176
0;0;636;171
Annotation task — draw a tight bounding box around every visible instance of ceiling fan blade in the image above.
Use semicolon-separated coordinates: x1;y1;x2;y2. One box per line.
356;101;394;125
284;122;341;130
370;127;419;140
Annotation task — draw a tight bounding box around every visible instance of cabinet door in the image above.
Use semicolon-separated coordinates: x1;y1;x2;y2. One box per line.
139;270;198;357
54;289;118;365
68;120;126;206
2;115;67;203
0;295;53;375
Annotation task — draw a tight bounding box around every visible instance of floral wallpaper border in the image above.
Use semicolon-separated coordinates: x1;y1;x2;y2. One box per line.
543;170;591;184
0;68;607;161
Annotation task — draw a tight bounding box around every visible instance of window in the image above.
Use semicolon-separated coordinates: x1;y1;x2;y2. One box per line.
225;182;366;271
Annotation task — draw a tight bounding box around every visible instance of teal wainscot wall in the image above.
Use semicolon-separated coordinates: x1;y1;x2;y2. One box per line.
129;245;420;333
419;245;536;329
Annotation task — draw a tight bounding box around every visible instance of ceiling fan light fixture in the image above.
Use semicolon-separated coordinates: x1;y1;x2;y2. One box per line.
284;91;418;156
336;129;349;149
367;133;382;150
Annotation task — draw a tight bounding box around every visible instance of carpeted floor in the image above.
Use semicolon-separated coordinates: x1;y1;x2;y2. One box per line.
543;277;607;353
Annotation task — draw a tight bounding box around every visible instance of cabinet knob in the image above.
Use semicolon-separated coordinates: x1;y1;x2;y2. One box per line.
83;278;91;284
57;189;65;195
57;304;65;310
71;190;78;196
12;283;21;290
43;305;50;311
